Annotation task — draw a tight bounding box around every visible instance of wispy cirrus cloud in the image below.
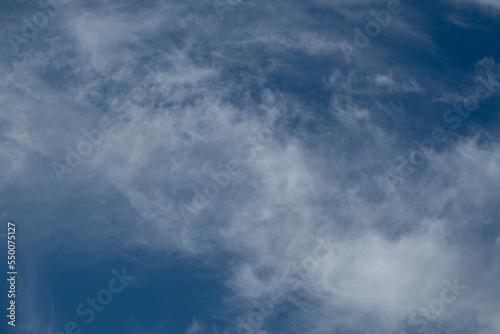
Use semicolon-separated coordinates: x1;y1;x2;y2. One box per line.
1;1;500;334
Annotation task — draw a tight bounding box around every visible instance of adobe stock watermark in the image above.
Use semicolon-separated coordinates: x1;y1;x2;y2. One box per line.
50;116;114;183
7;0;71;54
178;114;291;225
57;267;135;334
342;0;407;64
213;0;244;22
384;75;497;189
399;277;467;334
230;234;336;334
108;69;163;121
50;69;161;183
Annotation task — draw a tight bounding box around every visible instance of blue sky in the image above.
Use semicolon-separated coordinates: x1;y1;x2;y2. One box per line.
1;0;500;333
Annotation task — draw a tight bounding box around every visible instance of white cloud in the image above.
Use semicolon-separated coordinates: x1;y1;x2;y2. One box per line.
185;317;203;334
448;0;500;11
1;2;500;334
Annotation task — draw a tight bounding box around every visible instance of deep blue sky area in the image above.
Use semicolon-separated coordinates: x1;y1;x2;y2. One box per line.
1;0;500;334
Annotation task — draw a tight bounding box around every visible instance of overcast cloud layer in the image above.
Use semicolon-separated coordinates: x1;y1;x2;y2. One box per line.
1;0;500;333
